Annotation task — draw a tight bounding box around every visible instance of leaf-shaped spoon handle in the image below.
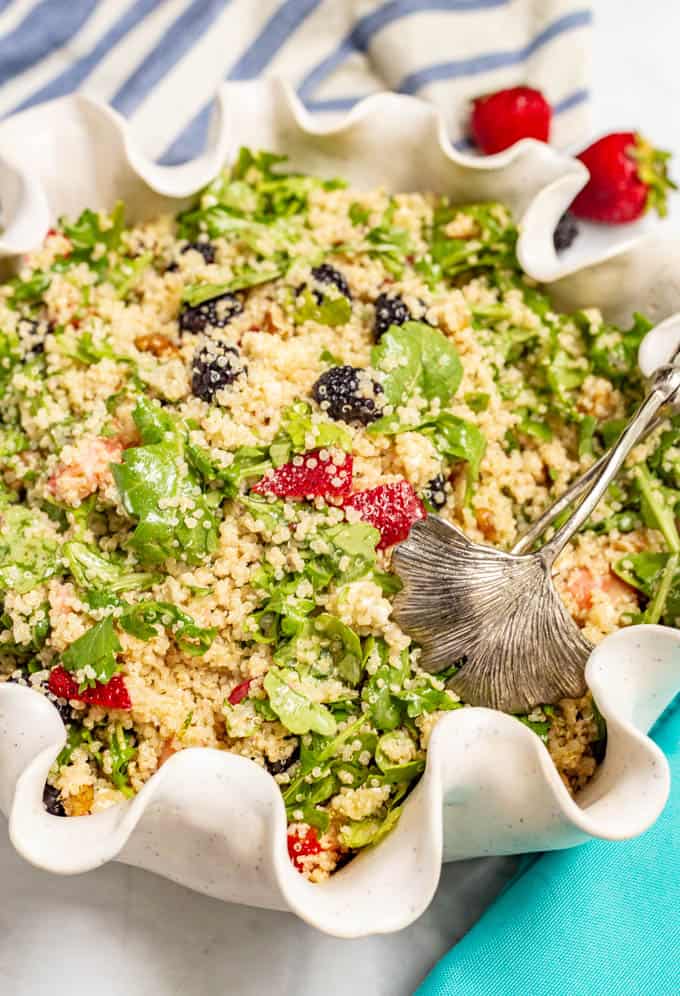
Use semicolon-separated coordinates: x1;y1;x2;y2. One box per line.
537;364;680;568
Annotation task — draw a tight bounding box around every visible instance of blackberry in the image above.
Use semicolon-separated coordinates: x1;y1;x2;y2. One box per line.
310;263;352;302
181;240;216;264
311;365;383;425
179;291;243;334
265;743;299;776
17;317;50;357
191;340;245;402
373;292;412;340
553;212;579;252
422;474;447;510
43;782;66;817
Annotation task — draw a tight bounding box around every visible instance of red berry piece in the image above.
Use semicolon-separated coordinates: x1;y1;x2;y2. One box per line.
571;132;676;224
287;827;322;873
48;666;132;711
228;679;252;705
470;86;551;154
343;480;426;549
251;449;353;500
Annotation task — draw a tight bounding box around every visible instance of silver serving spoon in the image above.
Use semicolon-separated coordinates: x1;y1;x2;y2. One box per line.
392;319;680;714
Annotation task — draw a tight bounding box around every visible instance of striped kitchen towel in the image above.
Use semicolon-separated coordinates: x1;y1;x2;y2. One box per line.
0;0;591;164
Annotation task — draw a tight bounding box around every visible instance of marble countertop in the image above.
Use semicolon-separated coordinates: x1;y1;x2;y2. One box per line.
2;3;679;993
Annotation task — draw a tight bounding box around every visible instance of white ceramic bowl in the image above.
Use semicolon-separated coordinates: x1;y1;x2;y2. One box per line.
0;78;678;938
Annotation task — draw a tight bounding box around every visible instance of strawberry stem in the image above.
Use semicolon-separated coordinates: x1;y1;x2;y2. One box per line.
630;134;677;217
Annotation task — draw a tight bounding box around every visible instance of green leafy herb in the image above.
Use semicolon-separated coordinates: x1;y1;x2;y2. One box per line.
9;270;51;305
119;600;216;655
112;402;219;566
187;442;271;497
61;616;122;686
370;322;463;433
349;202;370;226
634;464;680;552
64;542;157;593
294;287;352;327
109;724;137;797
182;265;281;306
0;506;58;593
269;401;351;466
420;413;486;495
263;668;337;736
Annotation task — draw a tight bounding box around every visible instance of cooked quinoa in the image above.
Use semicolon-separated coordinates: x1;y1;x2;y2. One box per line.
1;148;678;881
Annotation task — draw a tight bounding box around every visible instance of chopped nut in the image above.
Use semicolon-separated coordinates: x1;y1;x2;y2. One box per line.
134;333;180;358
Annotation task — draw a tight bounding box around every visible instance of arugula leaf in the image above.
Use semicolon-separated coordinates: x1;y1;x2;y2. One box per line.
57;724;94;766
119;600;216;655
0;427;28;459
263;668;337;736
392;675;461;718
649;418;680;489
133;397;180;444
349;202;370;226
0;602;49;656
239;493;288;533
64;542;157;593
182;266;281;306
187;442;271;496
338;806;403;849
580;311;651;386
294;287;351;327
0;330;22;396
9;270;51;305
375;730;424;782
61;202;125;254
420;413;486;495
364;213;413;277
61;616;121;686
362;642;410;731
0;506;58;594
634;464;680;552
109;724;137;797
112;405;219;566
517;714;552;742
310;613;363;685
269;401;351;466
370;322;463;433
613;551;680;625
464;391;490;413
578;415;598;457
422;201;519;286
320;521;380;582
107;252;152;298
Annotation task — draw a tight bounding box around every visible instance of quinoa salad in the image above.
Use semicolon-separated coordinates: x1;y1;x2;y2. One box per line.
1;148;678;882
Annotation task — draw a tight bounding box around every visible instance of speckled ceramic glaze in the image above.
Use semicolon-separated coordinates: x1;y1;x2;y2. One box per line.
0;78;678;938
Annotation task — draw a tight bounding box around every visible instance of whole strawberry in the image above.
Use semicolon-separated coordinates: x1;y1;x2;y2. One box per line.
470;86;551;154
571;132;676;223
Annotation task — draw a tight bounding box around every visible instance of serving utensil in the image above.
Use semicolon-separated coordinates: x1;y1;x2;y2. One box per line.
392;320;680;713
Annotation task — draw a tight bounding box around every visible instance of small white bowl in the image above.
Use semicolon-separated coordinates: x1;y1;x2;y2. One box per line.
0;78;678;938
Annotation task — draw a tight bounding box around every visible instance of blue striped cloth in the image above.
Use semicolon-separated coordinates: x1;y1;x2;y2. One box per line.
0;0;592;163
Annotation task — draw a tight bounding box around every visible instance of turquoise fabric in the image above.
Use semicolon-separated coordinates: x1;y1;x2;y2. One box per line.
417;699;680;996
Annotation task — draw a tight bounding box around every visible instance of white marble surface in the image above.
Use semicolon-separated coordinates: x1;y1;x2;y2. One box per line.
3;3;680;994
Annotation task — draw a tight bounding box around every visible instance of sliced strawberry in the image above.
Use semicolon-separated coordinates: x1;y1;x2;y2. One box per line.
228;679;252;705
287;826;322;873
571;132;676;223
470;86;551;154
48;665;132;711
343;480;426;549
252;449;353;500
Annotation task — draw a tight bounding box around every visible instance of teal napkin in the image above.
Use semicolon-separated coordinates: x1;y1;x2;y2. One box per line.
417;699;680;996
